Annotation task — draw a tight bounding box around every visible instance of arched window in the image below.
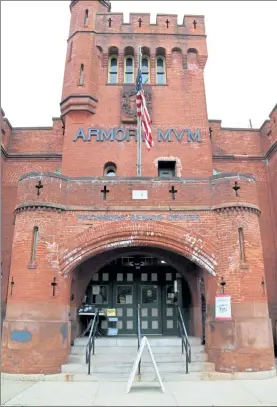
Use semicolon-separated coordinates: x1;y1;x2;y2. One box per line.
156;57;166;84
104;162;117;176
84;9;89;27
79;64;84;85
124;56;134;83
141;56;150;84
108;56;118;84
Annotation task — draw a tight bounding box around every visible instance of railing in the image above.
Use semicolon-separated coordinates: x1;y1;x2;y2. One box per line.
85;308;100;375
177;306;191;374
137;303;142;375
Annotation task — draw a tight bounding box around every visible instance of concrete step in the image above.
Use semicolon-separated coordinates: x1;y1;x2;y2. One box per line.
71;344;205;355
61;361;215;374
68;352;208;364
73;336;201;347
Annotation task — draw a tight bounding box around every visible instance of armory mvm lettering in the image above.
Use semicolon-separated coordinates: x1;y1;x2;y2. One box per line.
73;128;201;143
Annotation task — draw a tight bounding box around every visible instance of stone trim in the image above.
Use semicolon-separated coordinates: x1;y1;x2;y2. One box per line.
1;147;62;160
14;204;65;215
67;30;207;42
18;171;257;183
60;94;98;106
14;203;211;213
212;203;260;216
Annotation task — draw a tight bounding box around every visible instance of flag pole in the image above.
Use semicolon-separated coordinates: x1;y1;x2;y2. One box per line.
137;46;142;176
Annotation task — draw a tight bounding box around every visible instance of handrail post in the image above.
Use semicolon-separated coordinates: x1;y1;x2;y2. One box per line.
86;308;99;375
177;306;191;374
137;304;141;376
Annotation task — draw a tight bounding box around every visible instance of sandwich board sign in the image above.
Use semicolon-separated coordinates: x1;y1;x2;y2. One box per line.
126;336;165;394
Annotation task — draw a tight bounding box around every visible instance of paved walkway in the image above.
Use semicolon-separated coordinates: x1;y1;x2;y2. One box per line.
1;375;277;406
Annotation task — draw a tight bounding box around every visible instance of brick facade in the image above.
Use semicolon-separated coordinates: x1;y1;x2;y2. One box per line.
1;0;276;375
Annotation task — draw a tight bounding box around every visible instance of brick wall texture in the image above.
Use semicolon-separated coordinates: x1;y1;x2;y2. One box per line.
1;0;276;375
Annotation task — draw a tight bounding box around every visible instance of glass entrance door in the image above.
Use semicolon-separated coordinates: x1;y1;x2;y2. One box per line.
113;270;136;335
161;271;179;336
139;271;162;335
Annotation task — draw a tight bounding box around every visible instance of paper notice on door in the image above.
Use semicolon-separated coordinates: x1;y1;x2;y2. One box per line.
126;295;133;304
92;285;100;295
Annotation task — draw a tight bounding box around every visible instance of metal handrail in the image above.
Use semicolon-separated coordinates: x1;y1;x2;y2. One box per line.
85;308;99;375
137;304;142;375
177;306;191;374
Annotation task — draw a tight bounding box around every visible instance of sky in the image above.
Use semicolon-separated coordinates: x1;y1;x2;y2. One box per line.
1;1;277;129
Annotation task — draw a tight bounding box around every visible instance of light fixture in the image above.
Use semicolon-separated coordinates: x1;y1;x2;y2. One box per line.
160;260;166;264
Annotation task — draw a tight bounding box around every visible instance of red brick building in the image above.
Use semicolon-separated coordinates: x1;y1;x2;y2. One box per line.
1;0;277;376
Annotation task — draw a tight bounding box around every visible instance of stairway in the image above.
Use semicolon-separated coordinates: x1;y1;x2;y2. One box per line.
61;336;215;381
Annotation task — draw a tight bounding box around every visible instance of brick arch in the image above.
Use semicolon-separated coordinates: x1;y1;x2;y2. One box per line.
59;221;217;277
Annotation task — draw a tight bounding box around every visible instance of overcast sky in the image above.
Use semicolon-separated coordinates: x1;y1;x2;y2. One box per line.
1;1;277;128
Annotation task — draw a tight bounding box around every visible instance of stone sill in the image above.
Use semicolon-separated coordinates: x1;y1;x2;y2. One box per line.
27;263;37;270
239;263;249;270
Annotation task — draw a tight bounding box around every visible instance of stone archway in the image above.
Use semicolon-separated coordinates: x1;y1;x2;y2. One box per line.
59;221;218;277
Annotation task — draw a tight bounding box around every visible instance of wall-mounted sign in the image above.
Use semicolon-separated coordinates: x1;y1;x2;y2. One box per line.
73;128;201;143
132;190;148;200
106;309;116;317
76;213;200;222
215;295;232;321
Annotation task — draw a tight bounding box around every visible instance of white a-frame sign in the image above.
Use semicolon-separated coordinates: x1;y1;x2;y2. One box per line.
126;336;165;394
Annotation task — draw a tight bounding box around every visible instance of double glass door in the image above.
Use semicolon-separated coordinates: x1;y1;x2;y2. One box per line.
87;266;180;336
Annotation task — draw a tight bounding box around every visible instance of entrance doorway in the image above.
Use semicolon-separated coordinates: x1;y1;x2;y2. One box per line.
84;256;192;336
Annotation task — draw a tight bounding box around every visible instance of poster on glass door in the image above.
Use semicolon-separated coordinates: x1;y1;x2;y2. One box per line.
215;296;232;320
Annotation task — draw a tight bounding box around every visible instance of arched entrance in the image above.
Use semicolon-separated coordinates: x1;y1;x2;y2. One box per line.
69;245;206;344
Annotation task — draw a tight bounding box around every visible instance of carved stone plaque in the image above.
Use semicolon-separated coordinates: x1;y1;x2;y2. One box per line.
121;85;152;123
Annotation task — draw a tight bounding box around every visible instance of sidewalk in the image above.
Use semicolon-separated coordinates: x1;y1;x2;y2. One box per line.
1;375;277;406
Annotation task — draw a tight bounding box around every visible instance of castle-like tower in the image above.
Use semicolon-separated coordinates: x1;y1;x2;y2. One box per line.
1;1;276;377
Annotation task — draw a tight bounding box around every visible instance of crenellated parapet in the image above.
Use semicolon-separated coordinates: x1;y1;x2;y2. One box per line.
95;13;205;36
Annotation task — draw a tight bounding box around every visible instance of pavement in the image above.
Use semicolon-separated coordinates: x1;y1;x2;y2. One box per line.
1;375;277;406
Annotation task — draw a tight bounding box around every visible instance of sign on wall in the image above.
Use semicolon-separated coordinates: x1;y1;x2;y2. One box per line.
132;190;148;200
73;128;201;143
215;296;232;321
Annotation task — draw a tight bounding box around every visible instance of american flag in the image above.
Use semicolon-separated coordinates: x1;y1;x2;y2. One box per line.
136;68;154;150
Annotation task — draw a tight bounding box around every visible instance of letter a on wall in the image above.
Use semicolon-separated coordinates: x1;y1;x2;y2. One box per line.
126;336;165;394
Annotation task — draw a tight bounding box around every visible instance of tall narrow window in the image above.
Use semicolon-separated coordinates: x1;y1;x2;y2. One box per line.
238;227;245;262
141;57;150;84
84;9;89;27
68;42;73;62
124;56;134;83
156;57;166;84
79;64;84;85
31;227;39;262
108;56;118;84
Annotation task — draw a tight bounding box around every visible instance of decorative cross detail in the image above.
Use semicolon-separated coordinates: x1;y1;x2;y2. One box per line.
51;277;57;297
193;20;197;29
35;180;43;196
209;127;213;138
10;277;15;296
101;185;110;201
108;17;112;27
232;181;240;197
169;185;177;200
220;277;226;294
138;18;142;27
166;19;170;28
